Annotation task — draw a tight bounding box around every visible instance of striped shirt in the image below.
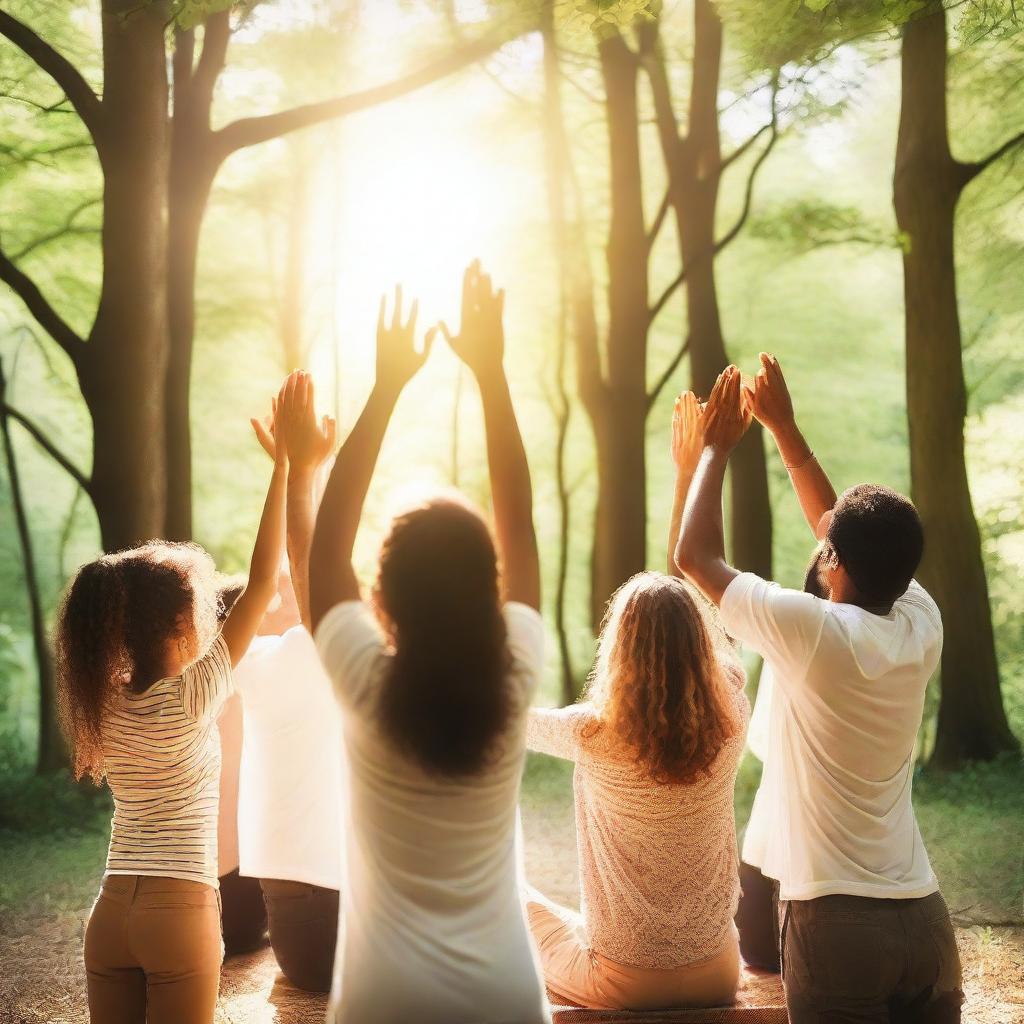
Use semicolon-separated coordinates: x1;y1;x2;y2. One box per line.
102;635;233;888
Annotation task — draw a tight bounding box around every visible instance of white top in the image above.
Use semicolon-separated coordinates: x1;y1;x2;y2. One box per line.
721;573;941;901
526;661;749;969
315;600;550;1024
233;626;344;890
103;635;233;888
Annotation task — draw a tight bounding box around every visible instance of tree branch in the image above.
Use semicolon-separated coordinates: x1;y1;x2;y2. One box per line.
646;188;671;252
648;264;686;326
719;119;771;172
647;334;691;410
10;197;101;261
713;79;780;256
958;127;1024;187
0;10;103;144
0;246;85;366
1;400;91;494
213;29;518;158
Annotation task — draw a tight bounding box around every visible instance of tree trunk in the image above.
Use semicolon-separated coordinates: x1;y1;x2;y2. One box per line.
540;0;579;701
589;32;650;626
0;369;67;772
85;0;170;551
677;0;772;578
165;163;215;541
894;6;1018;767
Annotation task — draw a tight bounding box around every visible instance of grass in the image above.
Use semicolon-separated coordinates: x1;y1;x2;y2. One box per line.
2;750;1021;927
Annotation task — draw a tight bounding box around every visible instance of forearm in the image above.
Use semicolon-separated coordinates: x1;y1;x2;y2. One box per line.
247;462;288;600
772;421;837;538
477;370;540;607
676;446;729;574
668;466;695;577
286;466;316;631
310;385;396;628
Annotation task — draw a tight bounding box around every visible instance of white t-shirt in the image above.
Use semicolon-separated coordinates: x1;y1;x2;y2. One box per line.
315;600;550;1024
721;573;941;902
234;625;343;890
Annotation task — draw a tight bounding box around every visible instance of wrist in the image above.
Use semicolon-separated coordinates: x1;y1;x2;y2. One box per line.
773;421;810;464
287;463;316;484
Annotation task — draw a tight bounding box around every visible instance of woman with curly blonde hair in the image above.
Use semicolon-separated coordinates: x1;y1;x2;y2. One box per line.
525;392;749;1011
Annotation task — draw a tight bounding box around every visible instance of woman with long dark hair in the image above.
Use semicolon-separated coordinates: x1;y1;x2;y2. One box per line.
302;262;548;1024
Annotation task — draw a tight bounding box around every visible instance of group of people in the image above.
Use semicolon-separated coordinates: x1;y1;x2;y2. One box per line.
56;261;964;1024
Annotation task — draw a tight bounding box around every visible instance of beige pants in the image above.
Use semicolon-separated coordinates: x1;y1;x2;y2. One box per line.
84;874;224;1024
527;895;740;1011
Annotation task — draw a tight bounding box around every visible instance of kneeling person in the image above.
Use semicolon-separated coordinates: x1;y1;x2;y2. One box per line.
676;359;962;1023
235;382;343;993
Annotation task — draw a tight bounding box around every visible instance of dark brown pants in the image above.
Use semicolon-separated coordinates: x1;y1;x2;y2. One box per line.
260;878;339;993
735;860;781;973
780;890;963;1023
218;868;268;955
85;875;222;1024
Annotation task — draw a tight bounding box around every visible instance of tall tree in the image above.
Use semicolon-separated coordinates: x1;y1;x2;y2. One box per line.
716;0;1023;765
0;1;523;550
640;0;777;579
894;2;1021;766
0;355;68;771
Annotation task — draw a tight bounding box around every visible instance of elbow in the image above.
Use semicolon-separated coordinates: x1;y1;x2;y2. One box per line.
674;537;697;577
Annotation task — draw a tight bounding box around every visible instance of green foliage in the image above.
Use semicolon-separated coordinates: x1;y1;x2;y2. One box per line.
554;0;657;38
747;199;898;252
168;0;250;30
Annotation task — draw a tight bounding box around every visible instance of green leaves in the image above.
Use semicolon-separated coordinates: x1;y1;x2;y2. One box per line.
168;0;240;31
554;0;658;39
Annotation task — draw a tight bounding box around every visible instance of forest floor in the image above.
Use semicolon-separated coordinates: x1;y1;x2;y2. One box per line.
0;756;1022;1024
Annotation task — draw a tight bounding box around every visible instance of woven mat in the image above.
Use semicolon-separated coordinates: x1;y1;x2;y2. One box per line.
551;967;787;1024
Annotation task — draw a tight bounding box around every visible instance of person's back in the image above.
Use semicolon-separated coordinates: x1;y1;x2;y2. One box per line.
526;571;748;1011
319;599;544;1021
674;356;963;1023
302;265;549;1024
730;575;941;897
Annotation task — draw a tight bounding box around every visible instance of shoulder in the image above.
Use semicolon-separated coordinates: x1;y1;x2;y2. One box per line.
503;602;546;674
720;572;824;632
897;579;942;631
313;601;388;707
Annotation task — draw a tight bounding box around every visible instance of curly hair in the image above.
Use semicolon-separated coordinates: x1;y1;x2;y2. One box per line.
55;542;220;782
375;496;510;778
585;572;742;786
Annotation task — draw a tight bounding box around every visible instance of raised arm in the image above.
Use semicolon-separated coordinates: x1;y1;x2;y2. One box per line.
440;261;540;609
674;367;751;606
309;287;433;631
745;353;837;540
220;377;291;666
667;391;705;578
279;372;336;631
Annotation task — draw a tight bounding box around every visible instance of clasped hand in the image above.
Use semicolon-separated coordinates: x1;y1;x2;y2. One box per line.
672;352;796;465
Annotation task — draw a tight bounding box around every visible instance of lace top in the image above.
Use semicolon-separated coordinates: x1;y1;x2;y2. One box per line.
526;663;749;969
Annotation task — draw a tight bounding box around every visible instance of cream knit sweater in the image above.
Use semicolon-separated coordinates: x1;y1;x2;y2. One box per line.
526;664;749;969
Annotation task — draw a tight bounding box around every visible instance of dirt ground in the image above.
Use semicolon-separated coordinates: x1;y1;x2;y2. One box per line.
1;802;1022;1024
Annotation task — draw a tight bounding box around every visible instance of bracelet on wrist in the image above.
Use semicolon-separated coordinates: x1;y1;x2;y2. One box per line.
784;450;816;471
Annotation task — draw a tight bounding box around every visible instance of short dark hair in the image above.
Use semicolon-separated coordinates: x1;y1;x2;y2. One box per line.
826;484;923;607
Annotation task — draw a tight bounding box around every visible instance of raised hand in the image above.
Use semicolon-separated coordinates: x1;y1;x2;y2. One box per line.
251;395;284;466
743;352;795;436
671;391;705;472
375;285;434;396
702;365;752;453
279;370;337;473
438;259;505;382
